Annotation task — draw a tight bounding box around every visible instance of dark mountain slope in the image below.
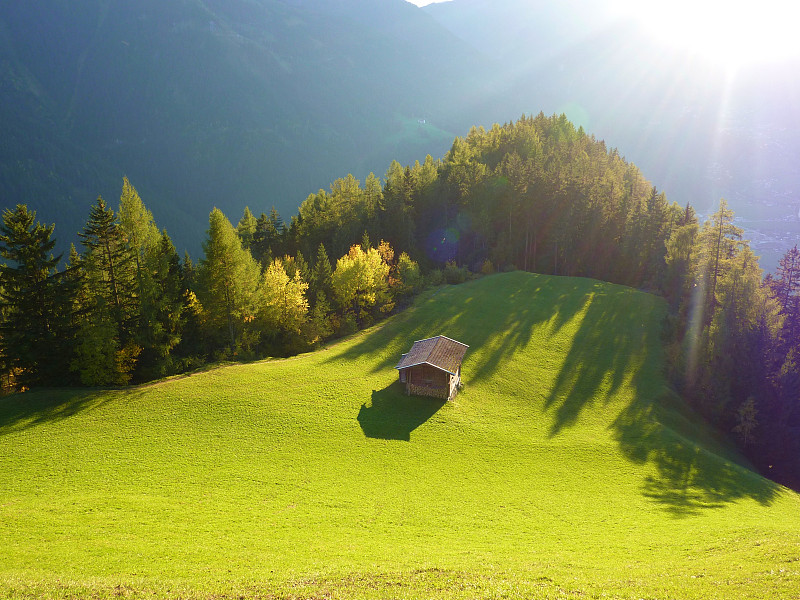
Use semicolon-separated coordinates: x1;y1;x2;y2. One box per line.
0;0;496;253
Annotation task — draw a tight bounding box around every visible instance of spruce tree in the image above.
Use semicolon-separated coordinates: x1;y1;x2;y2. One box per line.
78;196;138;341
0;205;72;388
237;206;257;250
309;243;333;302
136;231;185;379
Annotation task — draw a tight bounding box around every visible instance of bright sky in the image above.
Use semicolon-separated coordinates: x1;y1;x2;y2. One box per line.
409;0;800;68
611;0;800;68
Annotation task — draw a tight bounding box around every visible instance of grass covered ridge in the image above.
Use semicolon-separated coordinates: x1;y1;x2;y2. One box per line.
1;272;798;599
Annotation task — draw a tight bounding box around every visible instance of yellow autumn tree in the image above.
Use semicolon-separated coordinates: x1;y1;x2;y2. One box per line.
331;243;392;325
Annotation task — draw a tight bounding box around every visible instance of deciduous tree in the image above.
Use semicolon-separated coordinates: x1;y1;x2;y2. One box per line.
197;208;261;353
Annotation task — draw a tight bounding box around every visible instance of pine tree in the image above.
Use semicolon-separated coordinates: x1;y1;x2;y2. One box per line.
664;203;699;308
283;251;309;282
182;251;196;290
309;243;333;303
308;291;334;344
770;245;800;353
72;197;140;384
237;206;258;250
0;205;73;388
251;209;283;266
136;231;185;379
78;196;138;341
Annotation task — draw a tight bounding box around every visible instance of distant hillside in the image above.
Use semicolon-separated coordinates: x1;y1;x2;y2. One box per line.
2;272;798;598
0;0;495;253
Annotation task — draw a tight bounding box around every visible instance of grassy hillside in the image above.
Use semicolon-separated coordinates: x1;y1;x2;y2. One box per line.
1;272;798;599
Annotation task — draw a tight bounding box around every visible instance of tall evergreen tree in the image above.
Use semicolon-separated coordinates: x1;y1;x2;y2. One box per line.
664;204;699;308
237;206;258;250
118;176;159;280
251;208;284;266
0;205;73;388
770;245;800;353
309;243;333;303
698;199;742;319
72;197;141;385
78;195;139;340
136;231;186;379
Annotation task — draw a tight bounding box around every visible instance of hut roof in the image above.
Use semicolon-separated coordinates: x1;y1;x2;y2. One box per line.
395;335;469;375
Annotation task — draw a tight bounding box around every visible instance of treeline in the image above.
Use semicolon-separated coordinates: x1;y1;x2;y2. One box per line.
0;184;426;388
1;113;797;485
662;201;800;488
293;113;672;288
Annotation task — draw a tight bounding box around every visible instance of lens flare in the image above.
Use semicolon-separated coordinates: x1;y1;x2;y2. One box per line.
425;228;460;263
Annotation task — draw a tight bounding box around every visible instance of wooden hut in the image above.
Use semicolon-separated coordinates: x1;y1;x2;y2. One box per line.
395;335;469;401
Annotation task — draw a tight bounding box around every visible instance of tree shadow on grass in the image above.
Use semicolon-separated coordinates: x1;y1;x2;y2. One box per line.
328;272;594;383
544;286;646;438
614;395;782;517
339;272;784;515
0;388;112;436
541;280;782;515
357;382;446;441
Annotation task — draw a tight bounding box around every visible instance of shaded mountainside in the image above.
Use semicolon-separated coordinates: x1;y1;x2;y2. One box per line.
1;272;799;598
0;0;495;253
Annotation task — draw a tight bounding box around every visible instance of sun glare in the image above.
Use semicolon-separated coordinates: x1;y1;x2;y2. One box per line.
611;0;800;68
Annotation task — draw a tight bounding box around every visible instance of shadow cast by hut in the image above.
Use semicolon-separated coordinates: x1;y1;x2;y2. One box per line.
357;383;446;441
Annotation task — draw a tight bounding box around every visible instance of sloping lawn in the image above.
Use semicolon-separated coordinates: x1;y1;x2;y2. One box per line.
1;272;798;599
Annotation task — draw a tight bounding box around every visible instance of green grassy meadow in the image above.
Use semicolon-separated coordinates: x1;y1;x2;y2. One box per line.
1;272;799;599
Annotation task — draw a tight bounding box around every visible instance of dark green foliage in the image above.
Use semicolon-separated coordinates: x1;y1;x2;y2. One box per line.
77;196;139;341
770;245;800;353
250;208;283;267
134;231;185;380
308;243;333;304
72;196;143;385
283;251;309;282
0;205;73;388
288;114;678;288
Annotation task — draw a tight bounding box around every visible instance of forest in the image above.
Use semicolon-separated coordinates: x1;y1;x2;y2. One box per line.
1;113;798;488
